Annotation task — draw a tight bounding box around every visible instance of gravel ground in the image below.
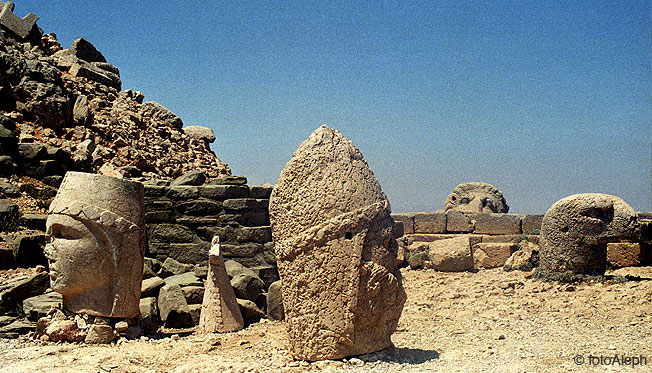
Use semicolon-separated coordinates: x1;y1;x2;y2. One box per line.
1;266;651;372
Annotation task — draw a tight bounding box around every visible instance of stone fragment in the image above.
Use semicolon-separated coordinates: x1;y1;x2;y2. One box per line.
237;299;264;321
539;193;640;275
139;297;159;335
85;324;116;344
46;319;80;342
141;101;183;129
427;235;473;272
266;280;284;321
158;283;192;328
183;125;216;144
210;176;247;185
0;1;38;39
73;94;90;124
0;272;49;314
0;318;34;337
164;272;202;288
140;276;165;298
444;182;509;213
159;257;194;278
445;211;474;233
406;242;430;269
70;62;121;90
607;242;641;269
504;241;539;271
171;170;206;186
473;243;518;269
269;125;406;361
22;291;62;321
391;213;414;235
45;172;146;318
198;236;244;333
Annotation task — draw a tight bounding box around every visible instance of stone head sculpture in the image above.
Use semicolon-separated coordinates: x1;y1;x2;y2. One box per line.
45;172;145;318
539;193;640;275
444;182;509;213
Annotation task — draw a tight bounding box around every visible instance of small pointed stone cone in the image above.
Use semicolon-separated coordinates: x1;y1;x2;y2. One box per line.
269;125;406;361
198;236;244;333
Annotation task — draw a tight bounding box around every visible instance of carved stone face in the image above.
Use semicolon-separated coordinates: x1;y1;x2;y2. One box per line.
45;214;112;297
45;171;145;318
444;182;509;213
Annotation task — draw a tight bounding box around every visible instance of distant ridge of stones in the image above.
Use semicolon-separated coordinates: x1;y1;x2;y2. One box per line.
270;125;406;361
0;14;230;181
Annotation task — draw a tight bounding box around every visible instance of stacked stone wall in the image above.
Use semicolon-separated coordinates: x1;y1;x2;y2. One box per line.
143;177;276;273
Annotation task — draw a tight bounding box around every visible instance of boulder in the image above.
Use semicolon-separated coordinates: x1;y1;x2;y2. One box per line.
269;125;405;361
183;125;216;144
163;272;202;288
181;286;204;304
266;280;284;321
157;284;192;328
427;235;473;272
65;38;107;63
46;319;80;342
539;193;640;275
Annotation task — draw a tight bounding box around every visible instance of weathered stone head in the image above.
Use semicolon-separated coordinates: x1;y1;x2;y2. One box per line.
269;125;406;361
444;182;509;213
539;193;640;275
45;172;145;318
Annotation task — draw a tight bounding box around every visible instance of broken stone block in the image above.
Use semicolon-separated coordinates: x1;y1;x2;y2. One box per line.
158;283;192;328
427;235;473;272
607;242;641;269
0;1;38;40
269;125;405;361
473;243;518;269
266;280;284;321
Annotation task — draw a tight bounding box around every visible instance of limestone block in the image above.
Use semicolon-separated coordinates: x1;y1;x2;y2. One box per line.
237;226;272;244
480;235;521;243
413;212;446;234
85;324;116;344
230;273;264;301
158;283;192;328
198;185;250;199
269;125;405;361
140;277;165;298
522;214;544;235
198;236;244;333
445;211;474;233
540;194;640;275
139;297;159;334
427;235;473;272
171;170;206;186
473;243;518;269
391;213;415;234
0;1;38;39
474;214;522;235
167;243;209;267
607;242;641;268
237;299;265;321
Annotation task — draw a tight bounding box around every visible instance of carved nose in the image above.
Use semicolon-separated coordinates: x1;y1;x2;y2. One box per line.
467;198;483;212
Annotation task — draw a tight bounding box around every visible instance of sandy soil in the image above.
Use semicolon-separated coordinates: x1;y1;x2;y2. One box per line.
2;266;651;372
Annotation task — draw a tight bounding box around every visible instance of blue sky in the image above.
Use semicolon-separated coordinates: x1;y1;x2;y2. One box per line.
16;0;652;213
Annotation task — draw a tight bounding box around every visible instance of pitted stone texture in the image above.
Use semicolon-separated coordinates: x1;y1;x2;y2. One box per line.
45;172;145;318
269;125;406;361
540;193;640;275
198;236;244;333
444;182;509;213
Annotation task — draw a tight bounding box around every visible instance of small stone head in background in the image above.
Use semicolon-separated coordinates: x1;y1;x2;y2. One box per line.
444;182;509;213
45;172;145;318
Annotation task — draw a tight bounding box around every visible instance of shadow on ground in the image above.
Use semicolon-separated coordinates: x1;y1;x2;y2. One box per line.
381;347;440;364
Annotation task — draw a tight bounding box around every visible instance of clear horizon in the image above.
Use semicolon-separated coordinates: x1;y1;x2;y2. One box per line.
16;0;652;214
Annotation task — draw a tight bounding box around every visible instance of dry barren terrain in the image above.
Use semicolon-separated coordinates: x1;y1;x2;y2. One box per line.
2;266;651;372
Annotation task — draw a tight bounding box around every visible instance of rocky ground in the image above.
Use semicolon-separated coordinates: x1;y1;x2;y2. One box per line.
1;266;651;372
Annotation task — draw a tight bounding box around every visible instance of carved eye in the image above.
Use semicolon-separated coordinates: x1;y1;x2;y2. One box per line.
48;223;83;240
451;196;457;202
